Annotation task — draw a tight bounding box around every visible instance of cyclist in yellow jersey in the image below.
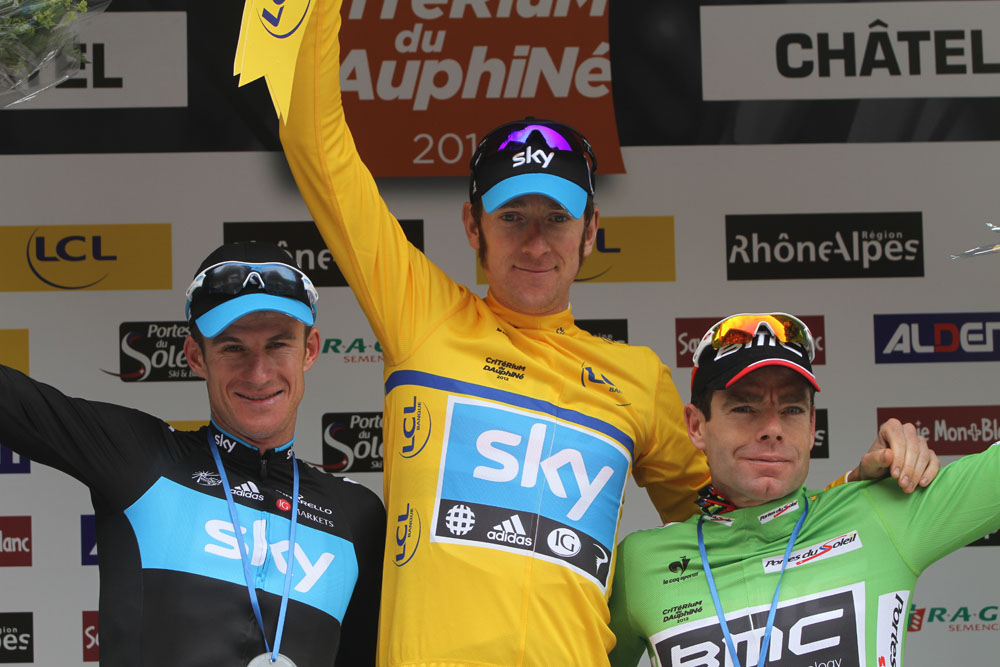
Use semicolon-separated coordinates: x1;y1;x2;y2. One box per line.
276;3;938;664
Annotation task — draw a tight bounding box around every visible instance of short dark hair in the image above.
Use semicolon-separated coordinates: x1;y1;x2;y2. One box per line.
690;384;816;421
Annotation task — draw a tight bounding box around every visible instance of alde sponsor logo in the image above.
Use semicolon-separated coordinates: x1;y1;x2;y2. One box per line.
204;519;334;592
909;602;1000;632
762;530;862;573
102;322;199;382
82;611;99;662
0;446;29;475
675;315;827;368
0;517;31;567
726;212;923;280
875;313;1000;363
81;514;98;566
652;587;862;667
0;612;33;662
224;220;425;288
876;406;1000;455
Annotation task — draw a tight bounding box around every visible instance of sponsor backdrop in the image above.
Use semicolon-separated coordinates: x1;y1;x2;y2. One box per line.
1;1;999;664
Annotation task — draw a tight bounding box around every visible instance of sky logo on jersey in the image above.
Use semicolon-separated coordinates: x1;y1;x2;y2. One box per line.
651;586;863;667
124;478;358;621
876;591;909;667
0;224;171;292
82;610;99;662
80;515;98;566
432;395;630;589
0;612;33;663
0;517;31;567
874;313;1000;363
0;446;29;475
763;530;862;573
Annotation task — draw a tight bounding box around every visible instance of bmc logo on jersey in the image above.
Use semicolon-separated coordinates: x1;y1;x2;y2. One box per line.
874;313;1000;363
432;396;630;587
652;586;863;667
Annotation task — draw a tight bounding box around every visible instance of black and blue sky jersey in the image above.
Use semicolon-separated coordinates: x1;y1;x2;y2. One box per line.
0;365;385;666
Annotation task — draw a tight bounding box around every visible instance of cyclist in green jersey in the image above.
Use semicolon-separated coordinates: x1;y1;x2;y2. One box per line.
608;313;1000;667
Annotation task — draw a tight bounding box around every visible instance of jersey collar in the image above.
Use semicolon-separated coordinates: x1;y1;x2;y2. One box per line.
208;421;295;466
485;291;577;333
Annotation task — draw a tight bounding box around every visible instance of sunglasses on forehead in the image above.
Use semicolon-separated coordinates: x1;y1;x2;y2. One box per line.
692;313;816;367
184;261;318;321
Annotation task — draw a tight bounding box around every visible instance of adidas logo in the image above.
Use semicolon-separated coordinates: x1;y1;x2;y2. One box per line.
232;481;264;501
486;514;533;547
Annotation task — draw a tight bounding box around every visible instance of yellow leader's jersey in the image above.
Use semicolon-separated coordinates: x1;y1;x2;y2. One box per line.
279;4;710;665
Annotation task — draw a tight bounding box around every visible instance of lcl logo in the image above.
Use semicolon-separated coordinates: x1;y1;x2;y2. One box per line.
27;230;117;289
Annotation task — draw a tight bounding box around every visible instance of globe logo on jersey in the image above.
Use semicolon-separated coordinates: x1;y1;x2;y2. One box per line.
445;504;476;535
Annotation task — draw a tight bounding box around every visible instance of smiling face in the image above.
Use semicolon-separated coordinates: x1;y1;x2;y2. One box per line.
685;366;816;508
463;193;598;315
185;311;320;451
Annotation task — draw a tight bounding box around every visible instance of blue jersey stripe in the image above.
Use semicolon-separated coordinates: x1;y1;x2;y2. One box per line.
385;369;635;456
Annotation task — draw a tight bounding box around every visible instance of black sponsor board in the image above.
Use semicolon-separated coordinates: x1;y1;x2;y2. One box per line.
610;2;1000;146
110;322;199;382
0;612;33;663
224;221;425;288
577;318;630;344
9;2;1000;156
811;408;829;459
655;588;860;667
434;499;612;586
726;212;924;280
321;411;384;473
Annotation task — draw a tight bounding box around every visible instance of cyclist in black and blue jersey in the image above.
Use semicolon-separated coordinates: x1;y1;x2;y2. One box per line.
0;242;384;667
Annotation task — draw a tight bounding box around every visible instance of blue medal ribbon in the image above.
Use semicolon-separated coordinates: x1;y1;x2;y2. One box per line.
208;432;299;664
697;496;809;667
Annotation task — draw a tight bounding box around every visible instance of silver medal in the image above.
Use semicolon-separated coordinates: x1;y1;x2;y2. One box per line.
247;653;297;667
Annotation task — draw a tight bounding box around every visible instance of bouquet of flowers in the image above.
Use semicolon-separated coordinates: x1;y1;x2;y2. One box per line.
0;0;110;106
